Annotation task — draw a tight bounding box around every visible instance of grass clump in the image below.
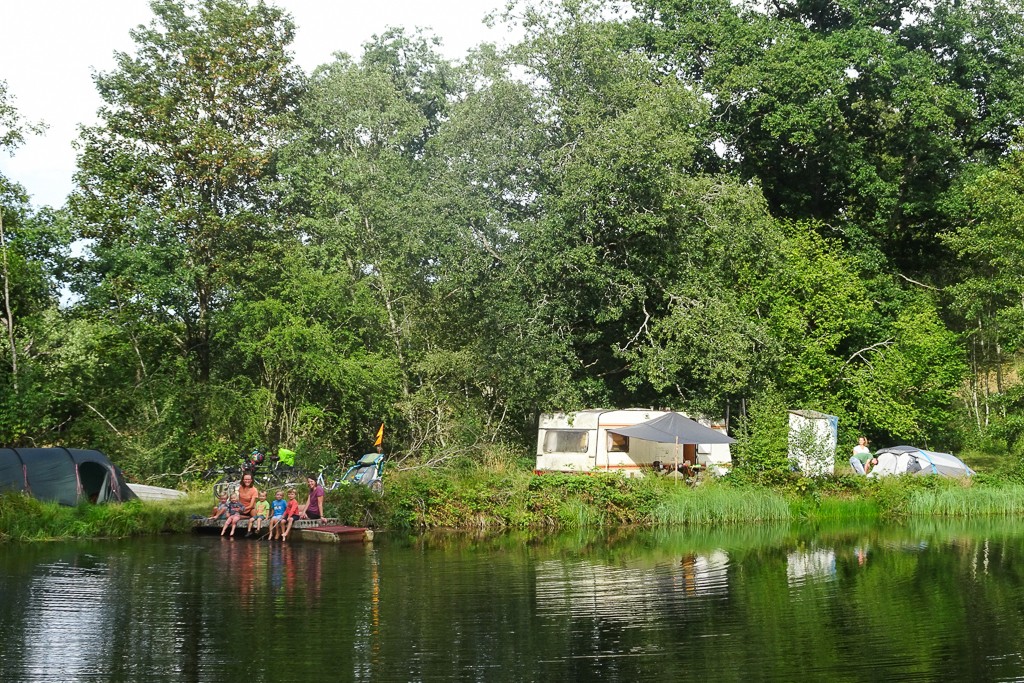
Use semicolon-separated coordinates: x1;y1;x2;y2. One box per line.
907;484;1024;517
651;483;791;525
334;467;665;530
0;492;205;543
795;495;879;521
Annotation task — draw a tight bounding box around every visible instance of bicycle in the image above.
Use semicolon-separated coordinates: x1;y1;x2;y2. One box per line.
204;450;263;497
263;460;304;491
315;464;345;492
208;464;242;498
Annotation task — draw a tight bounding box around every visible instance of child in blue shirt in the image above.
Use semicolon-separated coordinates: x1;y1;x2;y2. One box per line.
267;490;287;541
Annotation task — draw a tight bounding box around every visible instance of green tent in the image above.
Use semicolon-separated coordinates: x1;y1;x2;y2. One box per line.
0;447;137;505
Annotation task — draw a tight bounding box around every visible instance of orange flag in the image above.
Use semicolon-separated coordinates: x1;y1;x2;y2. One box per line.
374;423;384;447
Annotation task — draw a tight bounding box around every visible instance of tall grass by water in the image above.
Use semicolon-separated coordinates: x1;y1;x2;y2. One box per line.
9;461;1024;543
906;484;1024;517
0;492;206;543
791;495;880;522
651;484;792;525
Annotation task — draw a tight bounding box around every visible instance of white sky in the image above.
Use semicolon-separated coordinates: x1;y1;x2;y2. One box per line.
0;0;512;209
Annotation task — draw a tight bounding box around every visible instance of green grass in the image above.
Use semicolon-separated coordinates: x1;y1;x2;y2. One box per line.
557;499;606;528
651;484;792;525
957;448;1010;473
0;492;207;543
791;495;880;522
907;484;1024;517
10;464;1024;543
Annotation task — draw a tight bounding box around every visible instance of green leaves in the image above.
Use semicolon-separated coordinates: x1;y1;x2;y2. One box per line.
846;300;965;443
946;142;1024;348
2;0;1012;476
71;0;302;382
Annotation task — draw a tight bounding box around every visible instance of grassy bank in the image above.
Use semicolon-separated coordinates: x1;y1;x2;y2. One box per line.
0;492;206;543
6;467;1024;543
325;466;1024;531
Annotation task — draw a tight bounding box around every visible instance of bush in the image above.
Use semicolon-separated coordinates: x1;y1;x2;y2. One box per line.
731;389;792;480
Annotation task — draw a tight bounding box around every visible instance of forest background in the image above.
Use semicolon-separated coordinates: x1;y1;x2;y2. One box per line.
1;0;1022;485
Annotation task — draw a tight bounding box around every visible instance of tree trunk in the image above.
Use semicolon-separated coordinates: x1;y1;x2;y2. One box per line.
0;209;17;393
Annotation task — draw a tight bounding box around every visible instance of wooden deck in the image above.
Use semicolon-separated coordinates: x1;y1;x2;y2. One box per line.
192;517;373;543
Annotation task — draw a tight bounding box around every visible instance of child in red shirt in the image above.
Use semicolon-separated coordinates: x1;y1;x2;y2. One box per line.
280;489;300;541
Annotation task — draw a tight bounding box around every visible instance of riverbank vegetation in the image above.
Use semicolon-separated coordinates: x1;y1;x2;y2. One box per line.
1;0;1023;487
0;493;207;543
324;463;1024;531
7;463;1024;543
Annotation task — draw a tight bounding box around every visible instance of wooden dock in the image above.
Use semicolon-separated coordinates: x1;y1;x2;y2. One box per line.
192;517;373;543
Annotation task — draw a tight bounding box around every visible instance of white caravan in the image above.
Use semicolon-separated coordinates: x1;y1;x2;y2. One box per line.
535;409;732;477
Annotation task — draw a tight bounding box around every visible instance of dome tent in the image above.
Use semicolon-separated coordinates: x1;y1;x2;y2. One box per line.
0;448;137;505
867;445;974;479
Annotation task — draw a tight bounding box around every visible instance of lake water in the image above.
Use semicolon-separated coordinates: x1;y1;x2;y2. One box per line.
2;519;1023;682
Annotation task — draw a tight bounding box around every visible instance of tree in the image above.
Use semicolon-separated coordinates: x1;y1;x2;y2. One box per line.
279;30;459;453
62;0;303;473
0;81;47;395
0;81;70;444
944;137;1024;446
846;299;966;444
628;0;1024;276
70;0;302;383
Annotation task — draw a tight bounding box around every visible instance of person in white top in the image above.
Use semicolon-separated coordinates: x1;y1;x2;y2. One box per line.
850;436;875;475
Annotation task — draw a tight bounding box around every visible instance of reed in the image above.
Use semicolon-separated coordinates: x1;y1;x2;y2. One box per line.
791;496;880;522
907;485;1024;517
557;499;606;528
0;492;205;543
651;484;792;525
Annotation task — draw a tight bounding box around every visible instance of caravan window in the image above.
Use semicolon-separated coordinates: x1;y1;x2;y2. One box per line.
607;432;629;452
543;430;589;453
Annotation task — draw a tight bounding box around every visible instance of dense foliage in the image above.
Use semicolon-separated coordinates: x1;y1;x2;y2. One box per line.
1;0;1022;483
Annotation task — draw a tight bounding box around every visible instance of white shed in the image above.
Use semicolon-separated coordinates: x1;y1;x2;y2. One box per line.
787;410;838;476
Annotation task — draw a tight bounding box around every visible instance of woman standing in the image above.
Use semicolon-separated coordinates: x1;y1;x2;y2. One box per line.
302;476;325;522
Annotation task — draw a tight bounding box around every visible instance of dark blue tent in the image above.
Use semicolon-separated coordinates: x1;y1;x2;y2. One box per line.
0;448;137;505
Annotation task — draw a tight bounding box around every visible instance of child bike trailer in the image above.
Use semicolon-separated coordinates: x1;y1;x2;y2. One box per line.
342;453;385;493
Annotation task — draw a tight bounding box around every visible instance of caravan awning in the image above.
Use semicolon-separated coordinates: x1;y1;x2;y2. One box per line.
607;412;735;445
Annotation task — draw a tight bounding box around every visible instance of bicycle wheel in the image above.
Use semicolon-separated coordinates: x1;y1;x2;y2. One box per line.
213;469;240;498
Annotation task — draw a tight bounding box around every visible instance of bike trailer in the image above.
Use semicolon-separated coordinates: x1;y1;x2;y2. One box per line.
343;453;385;489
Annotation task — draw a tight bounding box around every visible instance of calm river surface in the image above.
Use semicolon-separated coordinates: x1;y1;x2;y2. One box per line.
2;519;1024;682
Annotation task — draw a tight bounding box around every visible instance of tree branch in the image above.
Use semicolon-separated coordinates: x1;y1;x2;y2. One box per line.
895;273;939;291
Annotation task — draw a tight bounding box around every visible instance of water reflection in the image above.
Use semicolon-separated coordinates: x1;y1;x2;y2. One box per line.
21;557;112;681
786;547;835;586
4;520;1024;681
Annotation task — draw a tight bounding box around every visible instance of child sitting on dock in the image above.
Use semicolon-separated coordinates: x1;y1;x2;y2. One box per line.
250;490;271;536
210;493;229;520
221;493;245;537
267;490;287;540
280;489;300;542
